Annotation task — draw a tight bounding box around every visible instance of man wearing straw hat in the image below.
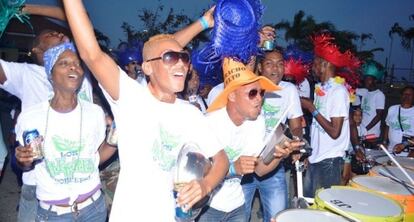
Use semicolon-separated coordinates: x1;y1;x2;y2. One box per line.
198;58;303;222
300;33;360;198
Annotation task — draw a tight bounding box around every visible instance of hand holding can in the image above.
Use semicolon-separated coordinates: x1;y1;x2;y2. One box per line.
23;129;44;161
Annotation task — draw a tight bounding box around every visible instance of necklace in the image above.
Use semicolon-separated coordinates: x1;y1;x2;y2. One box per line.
314;76;356;102
43;100;83;183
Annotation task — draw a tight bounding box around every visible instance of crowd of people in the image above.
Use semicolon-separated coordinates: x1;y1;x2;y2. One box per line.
0;1;413;222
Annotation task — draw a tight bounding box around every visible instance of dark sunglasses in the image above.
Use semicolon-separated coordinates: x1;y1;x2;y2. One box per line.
248;88;265;100
145;51;190;66
129;61;139;65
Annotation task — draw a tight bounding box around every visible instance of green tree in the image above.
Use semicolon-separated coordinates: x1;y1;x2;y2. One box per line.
120;2;209;49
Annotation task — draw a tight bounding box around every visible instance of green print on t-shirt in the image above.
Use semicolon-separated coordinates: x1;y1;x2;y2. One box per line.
224;145;242;161
361;98;371;115
46;135;94;180
390;116;412;131
262;102;281;133
152;127;181;172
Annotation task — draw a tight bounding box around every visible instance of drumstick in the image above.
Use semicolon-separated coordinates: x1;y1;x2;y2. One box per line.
379;144;414;185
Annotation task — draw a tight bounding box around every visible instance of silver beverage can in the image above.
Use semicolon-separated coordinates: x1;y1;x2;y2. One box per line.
106;122;118;146
23;129;44;161
263;40;274;51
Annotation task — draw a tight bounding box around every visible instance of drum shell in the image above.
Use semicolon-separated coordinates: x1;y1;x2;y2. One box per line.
314;186;404;222
350;175;414;222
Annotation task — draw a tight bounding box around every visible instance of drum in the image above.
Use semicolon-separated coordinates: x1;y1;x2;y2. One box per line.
375;156;414;171
369;165;414;185
273;209;348;222
350;176;414;222
314;186;403;222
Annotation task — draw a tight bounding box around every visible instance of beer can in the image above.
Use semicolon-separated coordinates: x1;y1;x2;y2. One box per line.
106;122;118;146
23;129;44;161
262;40;274;51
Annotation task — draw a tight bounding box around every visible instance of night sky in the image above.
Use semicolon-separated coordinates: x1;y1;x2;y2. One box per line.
26;0;414;80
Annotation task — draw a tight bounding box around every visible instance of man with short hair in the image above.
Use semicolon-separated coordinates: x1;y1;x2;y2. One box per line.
242;48;303;221
62;1;229;221
384;86;414;157
300;34;358;197
356;61;385;140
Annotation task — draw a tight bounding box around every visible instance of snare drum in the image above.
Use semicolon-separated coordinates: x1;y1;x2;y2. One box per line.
273;209;348;222
350;175;414;222
375;156;414;171
369;165;414;185
314;186;403;222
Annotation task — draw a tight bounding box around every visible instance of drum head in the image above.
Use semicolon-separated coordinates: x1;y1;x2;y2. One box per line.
274;209;348;222
371;165;414;184
316;187;403;220
376;156;414;170
352;176;414;196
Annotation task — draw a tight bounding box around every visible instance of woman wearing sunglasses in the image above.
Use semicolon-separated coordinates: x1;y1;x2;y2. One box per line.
62;1;229;221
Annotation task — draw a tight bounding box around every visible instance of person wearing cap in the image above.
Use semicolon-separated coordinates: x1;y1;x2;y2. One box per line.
62;1;228;221
118;48;148;86
0;5;94;221
354;60;385;142
198;58;302;222
300;33;360;197
14;42;117;221
241;48;304;221
384;86;414;157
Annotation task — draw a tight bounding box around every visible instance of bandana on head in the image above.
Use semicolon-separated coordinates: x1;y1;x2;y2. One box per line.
43;42;77;79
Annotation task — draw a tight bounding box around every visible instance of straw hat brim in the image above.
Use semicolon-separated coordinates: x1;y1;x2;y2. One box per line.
207;76;280;113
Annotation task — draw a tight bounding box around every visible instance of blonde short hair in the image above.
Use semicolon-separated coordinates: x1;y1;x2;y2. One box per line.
142;34;175;61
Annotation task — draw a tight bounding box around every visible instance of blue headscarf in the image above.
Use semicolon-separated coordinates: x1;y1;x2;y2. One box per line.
43;42;77;80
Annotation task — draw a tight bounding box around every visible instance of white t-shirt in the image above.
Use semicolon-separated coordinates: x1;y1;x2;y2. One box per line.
357;88;385;137
298;78;311;98
0;60;93;186
386;105;414;154
15;101;105;203
262;81;303;136
205;107;265;212
103;68;223;222
206;82;224;106
309;78;350;163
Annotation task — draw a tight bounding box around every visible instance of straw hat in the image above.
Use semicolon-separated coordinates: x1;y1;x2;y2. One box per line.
207;58;280;112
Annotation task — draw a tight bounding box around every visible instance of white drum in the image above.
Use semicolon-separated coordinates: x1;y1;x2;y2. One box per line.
375;156;414;171
369;165;414;185
314;186;403;222
350;176;414;222
273;209;348;222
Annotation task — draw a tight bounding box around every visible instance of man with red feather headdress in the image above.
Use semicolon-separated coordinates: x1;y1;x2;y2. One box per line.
300;33;360;197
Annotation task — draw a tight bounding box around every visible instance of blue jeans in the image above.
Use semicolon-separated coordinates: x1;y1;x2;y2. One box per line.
197;205;246;222
241;165;287;222
17;184;38;222
36;192;107;222
304;157;343;198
